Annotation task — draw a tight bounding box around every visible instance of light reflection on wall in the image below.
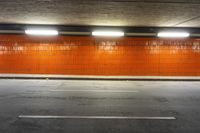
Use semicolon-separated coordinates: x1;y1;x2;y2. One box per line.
96;41;117;52
145;40;200;54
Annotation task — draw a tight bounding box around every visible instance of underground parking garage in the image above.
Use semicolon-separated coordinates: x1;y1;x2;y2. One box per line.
1;0;200;133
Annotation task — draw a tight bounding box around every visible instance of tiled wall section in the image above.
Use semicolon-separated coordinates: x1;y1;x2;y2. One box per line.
0;35;200;76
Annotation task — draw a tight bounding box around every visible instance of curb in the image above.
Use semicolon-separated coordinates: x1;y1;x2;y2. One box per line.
0;76;200;81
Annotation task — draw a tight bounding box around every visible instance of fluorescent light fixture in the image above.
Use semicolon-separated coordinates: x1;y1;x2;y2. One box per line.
25;29;58;36
92;31;124;37
157;32;190;38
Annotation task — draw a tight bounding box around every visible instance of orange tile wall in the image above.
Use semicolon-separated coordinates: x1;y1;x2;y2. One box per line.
0;35;200;76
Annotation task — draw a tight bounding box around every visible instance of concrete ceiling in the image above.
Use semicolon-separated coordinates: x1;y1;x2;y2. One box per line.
0;0;200;27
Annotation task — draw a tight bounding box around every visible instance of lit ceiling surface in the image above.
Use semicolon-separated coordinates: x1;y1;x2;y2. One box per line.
0;0;200;27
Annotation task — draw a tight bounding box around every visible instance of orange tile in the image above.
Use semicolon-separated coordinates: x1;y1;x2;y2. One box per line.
0;35;200;76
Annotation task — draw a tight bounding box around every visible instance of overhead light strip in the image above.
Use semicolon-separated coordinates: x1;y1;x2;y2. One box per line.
0;29;195;37
92;31;124;37
157;32;190;38
25;29;58;36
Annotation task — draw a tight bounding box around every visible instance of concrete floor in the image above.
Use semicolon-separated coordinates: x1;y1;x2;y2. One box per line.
0;79;200;133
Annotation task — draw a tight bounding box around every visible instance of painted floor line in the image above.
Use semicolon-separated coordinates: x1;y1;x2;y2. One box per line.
49;90;139;93
18;115;176;120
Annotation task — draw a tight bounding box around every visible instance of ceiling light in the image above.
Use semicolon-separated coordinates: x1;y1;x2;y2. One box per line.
157;32;190;38
25;29;58;36
92;31;124;37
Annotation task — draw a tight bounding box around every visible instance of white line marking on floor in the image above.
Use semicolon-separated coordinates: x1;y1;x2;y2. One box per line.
18;115;176;120
49;90;139;93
